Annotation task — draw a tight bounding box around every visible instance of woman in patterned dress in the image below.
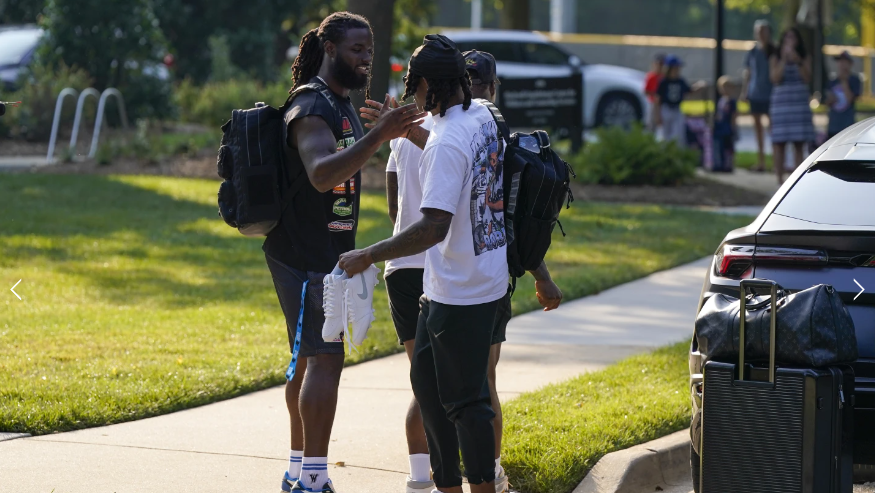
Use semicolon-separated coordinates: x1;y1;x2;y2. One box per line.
769;27;814;183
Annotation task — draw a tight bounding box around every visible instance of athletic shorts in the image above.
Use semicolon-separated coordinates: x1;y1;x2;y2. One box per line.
386;267;511;346
265;253;344;358
749;99;770;115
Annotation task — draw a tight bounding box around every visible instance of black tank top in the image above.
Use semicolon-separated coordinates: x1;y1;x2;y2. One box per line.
262;79;364;273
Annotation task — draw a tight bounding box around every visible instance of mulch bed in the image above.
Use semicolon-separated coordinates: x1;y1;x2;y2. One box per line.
8;143;769;207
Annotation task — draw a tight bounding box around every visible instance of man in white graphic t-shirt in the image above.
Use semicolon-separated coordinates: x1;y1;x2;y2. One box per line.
340;34;507;493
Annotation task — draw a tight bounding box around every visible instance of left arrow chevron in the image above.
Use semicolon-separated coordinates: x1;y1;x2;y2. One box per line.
10;279;21;300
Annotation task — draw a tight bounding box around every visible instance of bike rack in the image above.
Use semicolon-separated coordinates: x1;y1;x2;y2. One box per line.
45;87;128;163
69;88;100;153
45;88;79;163
88;89;128;158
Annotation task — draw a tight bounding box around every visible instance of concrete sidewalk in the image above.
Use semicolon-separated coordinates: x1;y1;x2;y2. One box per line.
0;258;712;493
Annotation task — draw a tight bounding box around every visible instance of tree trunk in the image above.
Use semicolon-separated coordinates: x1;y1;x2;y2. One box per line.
347;0;395;117
500;0;530;30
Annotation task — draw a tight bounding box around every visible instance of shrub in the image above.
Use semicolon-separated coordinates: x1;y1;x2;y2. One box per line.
0;63;92;141
569;125;698;186
175;78;291;128
38;0;174;122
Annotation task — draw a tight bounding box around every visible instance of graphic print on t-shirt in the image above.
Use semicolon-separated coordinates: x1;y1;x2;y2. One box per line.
336;117;356;151
469;120;507;256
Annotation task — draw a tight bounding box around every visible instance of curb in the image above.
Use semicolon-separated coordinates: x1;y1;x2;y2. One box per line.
0;432;31;442
573;430;690;493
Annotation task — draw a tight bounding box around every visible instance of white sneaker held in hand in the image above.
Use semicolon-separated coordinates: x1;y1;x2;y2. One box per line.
322;264;348;343
342;264;380;350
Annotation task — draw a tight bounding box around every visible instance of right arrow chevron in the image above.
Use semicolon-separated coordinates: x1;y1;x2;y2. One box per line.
854;279;866;301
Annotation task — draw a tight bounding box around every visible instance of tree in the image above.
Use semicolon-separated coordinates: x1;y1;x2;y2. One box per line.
0;0;45;24
347;0;396;105
37;0;174;120
499;0;530;30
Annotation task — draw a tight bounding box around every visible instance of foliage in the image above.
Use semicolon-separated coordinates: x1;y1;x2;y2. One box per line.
37;0;174;121
174;78;291;128
568;125;698;186
0;0;45;24
503;342;690;493
94;123;217;165
0;62;92;141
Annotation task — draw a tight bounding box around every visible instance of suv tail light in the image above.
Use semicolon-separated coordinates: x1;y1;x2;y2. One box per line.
715;244;828;278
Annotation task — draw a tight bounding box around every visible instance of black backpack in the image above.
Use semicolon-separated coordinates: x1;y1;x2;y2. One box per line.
217;79;344;236
478;99;575;283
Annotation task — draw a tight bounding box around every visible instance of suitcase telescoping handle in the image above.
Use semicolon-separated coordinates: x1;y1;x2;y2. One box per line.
738;279;778;383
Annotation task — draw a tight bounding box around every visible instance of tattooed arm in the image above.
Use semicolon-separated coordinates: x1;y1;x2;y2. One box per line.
405;125;430;150
337;208;452;275
386;171;398;225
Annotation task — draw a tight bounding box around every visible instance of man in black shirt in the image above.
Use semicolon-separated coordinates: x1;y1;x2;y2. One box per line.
265;12;425;493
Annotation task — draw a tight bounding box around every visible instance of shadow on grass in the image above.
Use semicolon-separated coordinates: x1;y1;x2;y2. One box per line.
1;174;390;310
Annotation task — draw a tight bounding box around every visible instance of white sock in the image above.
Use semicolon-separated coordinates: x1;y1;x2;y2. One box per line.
408;453;431;482
301;457;329;490
495;456;502;478
288;449;303;479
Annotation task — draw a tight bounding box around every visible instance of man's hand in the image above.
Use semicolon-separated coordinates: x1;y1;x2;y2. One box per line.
535;279;562;311
360;97;399;129
338;248;374;277
370;95;425;143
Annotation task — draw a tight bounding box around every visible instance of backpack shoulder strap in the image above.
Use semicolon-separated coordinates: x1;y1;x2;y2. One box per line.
286;80;345;142
477;99;511;143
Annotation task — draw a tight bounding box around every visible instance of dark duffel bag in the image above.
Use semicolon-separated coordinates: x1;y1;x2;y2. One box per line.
698;280;855;493
696;280;858;368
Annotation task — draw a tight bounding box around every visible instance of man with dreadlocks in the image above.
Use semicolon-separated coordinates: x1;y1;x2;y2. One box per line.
263;11;425;493
340;35;511;493
359;48;562;493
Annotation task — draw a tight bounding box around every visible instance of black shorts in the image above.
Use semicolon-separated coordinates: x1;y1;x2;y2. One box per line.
749;99;770;115
265;254;344;359
386;268;511;346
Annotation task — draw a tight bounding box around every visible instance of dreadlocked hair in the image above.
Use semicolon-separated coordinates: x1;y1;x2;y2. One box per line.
290;11;372;98
402;73;472;117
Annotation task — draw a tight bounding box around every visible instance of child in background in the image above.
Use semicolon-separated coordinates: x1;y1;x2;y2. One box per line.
655;55;696;146
644;53;666;131
712;76;738;172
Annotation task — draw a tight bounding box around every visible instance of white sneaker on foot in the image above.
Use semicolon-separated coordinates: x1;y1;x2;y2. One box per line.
342;264;379;350
322;264;348;343
406;477;435;493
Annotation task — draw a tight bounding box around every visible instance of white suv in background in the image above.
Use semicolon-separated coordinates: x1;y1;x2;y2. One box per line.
444;29;648;128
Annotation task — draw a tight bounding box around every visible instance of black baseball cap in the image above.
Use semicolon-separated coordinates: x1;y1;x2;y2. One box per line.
834;50;853;63
464;50;500;85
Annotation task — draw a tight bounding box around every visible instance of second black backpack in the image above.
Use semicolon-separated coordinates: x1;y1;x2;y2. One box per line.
478;99;574;281
217;79;343;237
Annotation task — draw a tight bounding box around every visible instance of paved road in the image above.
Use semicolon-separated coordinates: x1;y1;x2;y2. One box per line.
0;258;715;493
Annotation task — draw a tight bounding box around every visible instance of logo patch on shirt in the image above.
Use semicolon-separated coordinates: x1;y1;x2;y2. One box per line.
332;198;353;216
332;182;356;195
328;219;355;232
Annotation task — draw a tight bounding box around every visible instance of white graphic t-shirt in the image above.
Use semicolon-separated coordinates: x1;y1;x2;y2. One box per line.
385;114;434;278
419;100;508;306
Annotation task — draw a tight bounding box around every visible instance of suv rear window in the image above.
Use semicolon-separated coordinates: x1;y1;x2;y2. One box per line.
773;161;875;226
453;41;521;63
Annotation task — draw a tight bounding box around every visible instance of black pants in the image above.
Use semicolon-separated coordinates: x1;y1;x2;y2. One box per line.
410;296;499;488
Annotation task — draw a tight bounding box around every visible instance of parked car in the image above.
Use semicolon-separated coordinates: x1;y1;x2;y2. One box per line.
688;120;875;488
0;25;42;91
442;29;648;128
0;24;170;92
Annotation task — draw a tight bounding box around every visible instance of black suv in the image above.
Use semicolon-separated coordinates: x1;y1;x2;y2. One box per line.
689;120;875;479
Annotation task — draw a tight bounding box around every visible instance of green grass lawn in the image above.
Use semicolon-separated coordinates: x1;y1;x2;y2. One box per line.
503;342;689;493
0;174;749;435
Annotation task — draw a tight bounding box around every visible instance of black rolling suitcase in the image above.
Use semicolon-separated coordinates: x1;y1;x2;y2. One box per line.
700;280;855;493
